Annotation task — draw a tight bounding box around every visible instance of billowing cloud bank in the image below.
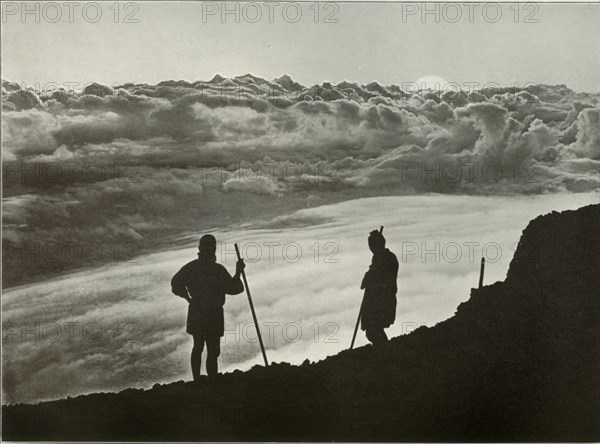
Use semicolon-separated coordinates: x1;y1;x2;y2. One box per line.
2;76;599;286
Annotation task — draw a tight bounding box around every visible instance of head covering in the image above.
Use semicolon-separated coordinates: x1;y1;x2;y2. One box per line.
198;234;217;263
199;234;216;249
368;229;386;251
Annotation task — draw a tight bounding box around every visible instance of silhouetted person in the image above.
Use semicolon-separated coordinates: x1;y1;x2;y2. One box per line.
360;230;398;345
171;234;245;381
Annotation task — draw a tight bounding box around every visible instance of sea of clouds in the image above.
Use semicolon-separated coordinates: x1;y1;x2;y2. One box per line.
2;192;598;404
1;75;599;403
2;75;599;285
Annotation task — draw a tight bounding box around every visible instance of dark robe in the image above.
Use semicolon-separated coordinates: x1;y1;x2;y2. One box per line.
171;257;243;336
360;248;399;331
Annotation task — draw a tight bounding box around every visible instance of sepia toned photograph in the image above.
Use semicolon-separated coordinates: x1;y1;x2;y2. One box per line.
1;1;599;441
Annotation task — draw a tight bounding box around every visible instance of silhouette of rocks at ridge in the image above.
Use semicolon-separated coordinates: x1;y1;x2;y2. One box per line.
3;204;599;441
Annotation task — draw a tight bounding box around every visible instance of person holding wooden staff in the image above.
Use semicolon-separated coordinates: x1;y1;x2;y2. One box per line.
171;234;245;381
359;228;399;346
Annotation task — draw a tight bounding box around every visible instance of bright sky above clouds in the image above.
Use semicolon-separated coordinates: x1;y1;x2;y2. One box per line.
2;2;599;92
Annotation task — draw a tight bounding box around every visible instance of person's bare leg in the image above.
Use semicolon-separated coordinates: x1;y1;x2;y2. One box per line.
191;333;205;381
206;335;221;378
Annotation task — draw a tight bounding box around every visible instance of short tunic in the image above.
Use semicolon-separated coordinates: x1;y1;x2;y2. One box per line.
171;258;243;337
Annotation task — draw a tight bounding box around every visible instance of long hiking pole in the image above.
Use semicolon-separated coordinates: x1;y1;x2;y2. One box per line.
350;297;364;350
350;226;383;350
235;243;269;367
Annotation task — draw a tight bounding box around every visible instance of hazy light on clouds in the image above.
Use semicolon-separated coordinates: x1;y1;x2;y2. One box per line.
2;75;600;314
3;193;598;404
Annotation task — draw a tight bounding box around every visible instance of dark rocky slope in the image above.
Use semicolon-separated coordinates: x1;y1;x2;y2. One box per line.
3;204;599;441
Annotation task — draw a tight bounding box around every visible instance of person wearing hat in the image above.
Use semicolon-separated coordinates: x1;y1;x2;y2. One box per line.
171;234;245;381
360;229;399;345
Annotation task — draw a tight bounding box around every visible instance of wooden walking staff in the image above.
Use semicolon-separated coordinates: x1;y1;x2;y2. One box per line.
478;257;485;288
350;226;383;350
234;243;269;367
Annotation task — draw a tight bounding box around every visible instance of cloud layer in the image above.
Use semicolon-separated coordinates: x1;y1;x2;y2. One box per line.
2;75;599;286
2;193;598;404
